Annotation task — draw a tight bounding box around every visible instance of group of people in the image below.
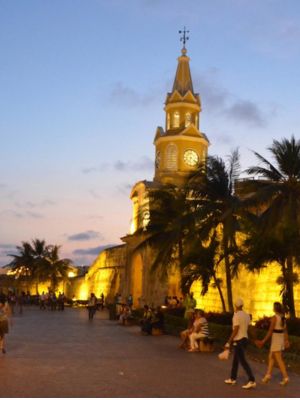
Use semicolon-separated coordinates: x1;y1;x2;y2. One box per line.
142;292;291;389
140;305;165;335
179;309;210;351
0;287;293;389
39;291;65;311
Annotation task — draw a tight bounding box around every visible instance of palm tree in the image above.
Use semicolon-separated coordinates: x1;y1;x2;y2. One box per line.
188;149;243;312
181;232;227;312
9;241;35;290
242;136;300;318
41;245;72;291
9;239;72;293
131;185;193;280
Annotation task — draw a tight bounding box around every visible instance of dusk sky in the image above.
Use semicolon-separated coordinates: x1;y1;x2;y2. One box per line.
1;0;300;266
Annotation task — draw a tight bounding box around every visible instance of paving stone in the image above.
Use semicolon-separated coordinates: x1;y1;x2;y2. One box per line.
0;307;299;397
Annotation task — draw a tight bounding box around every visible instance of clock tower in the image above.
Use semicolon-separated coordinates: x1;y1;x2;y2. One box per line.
154;44;209;187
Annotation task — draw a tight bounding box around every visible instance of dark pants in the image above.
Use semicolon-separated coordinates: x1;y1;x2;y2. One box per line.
231;338;255;381
88;306;96;320
141;320;152;335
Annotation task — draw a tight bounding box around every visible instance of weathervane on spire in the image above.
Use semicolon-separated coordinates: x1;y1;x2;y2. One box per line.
179;27;189;49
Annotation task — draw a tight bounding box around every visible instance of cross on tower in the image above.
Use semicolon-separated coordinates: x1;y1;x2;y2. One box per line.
179;27;189;49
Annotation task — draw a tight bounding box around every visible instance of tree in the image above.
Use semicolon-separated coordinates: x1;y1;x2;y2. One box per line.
41;245;72;291
181;232;227;312
242;136;300;318
131;185;194;280
9;239;72;293
187;150;243;312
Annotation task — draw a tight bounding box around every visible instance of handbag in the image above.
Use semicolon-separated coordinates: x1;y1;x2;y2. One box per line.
218;348;230;360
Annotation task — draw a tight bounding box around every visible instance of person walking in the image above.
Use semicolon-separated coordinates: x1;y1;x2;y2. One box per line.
0;297;11;354
224;298;256;389
256;302;290;385
87;293;97;320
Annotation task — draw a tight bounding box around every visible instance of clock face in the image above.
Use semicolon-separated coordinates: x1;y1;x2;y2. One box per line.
155;151;161;169
183;149;199;167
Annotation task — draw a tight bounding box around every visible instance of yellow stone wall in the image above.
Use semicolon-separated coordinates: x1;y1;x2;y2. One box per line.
191;262;300;319
68;245;127;302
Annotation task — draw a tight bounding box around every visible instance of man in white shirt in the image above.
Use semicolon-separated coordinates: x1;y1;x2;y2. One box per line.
224;298;256;389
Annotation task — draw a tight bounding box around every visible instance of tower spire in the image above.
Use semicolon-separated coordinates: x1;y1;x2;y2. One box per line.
179;26;189;52
171;28;193;95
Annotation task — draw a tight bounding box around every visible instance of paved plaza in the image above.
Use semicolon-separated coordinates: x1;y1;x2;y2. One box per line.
0;307;299;398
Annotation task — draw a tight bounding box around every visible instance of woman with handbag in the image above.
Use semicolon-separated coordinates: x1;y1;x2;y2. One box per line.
256;302;290;385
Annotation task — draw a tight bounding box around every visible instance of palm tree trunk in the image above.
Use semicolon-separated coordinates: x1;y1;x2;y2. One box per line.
212;273;226;312
223;238;234;312
178;238;183;267
286;256;296;319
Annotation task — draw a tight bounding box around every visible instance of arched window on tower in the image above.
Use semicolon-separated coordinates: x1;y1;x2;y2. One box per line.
185;112;192;127
173;111;180;128
195;114;199;129
166;143;178;171
167;113;170;130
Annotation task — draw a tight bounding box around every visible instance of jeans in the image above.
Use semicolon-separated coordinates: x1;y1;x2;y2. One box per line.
231;338;255;381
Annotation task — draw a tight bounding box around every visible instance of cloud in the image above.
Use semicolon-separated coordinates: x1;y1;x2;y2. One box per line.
194;69;228;111
117;183;133;196
26;211;44;219
15;200;56;209
0;183;8;189
0;209;45;219
82;156;153;174
82;163;109;174
109;82;159;108
73;244;116;256
0;209;23;219
68;230;103;241
193;69;268;128
224;100;266;127
89;189;102;200
214;133;234;145
114;157;153;172
86;214;103;220
0;244;17;257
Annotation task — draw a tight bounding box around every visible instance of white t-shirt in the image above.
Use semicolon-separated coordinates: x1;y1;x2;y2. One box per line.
232;310;250;341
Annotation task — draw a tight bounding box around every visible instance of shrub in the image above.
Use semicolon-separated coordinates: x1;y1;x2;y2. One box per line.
287;318;300;337
164;307;185;318
206;312;233;325
255;316;271;330
255;316;300;337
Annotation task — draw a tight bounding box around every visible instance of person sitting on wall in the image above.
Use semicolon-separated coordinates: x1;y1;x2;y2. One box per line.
151;306;165;333
119;306;132;326
188;309;210;352
140;305;153;335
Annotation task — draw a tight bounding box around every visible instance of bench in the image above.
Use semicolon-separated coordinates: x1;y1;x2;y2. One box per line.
151;327;163;336
196;336;215;352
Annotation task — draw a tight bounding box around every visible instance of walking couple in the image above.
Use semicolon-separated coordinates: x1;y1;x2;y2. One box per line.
224;298;289;389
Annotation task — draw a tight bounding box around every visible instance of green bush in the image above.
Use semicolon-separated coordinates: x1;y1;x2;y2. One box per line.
164;313;188;335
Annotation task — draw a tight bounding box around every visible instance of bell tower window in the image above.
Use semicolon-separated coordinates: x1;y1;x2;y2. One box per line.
173;111;180;128
166;143;178;171
167;113;170;130
195;114;199;129
185;112;192;127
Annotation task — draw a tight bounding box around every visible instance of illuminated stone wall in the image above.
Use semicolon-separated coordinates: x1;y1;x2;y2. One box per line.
191;262;300;319
68;245;127;302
